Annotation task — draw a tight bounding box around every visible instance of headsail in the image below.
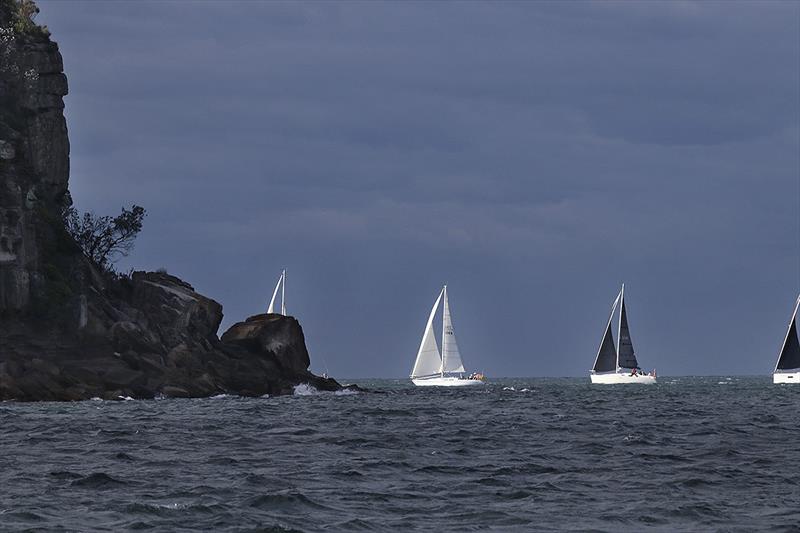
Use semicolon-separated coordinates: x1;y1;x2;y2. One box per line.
411;289;444;378
267;270;286;315
441;286;466;374
775;295;800;371
592;291;620;372
616;286;638;369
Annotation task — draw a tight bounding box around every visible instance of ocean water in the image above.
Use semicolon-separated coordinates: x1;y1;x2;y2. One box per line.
1;377;799;532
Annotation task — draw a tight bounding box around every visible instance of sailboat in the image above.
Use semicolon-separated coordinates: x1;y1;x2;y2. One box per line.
590;284;656;384
267;269;286;315
410;285;484;387
773;294;800;384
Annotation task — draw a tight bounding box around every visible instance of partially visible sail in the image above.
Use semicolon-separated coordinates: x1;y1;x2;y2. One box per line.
267;270;286;315
617;299;639;369
441;287;466;374
411;289;444;378
776;296;800;371
593;293;619;372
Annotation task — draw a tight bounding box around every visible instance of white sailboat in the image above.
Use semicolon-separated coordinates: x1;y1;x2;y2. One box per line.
590;284;656;384
773;294;800;384
410;285;484;387
267;269;286;315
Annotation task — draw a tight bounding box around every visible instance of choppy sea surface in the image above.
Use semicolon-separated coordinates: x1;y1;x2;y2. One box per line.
1;377;799;532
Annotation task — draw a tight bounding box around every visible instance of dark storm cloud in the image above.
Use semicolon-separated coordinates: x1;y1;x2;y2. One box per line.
38;1;799;377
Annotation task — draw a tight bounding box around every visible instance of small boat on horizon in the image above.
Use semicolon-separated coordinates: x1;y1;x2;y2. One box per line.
590;284;656;384
773;294;800;384
410;285;485;387
267;269;287;315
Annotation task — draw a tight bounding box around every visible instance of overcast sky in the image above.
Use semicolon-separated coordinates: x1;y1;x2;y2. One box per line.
38;1;799;378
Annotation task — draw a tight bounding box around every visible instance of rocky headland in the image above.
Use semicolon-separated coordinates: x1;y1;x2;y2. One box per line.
0;1;347;401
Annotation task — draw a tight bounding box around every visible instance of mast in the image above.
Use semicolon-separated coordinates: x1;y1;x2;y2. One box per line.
441;285;447;377
616;283;624;371
774;294;800;372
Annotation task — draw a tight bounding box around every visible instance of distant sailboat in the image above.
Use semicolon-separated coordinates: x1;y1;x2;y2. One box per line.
773;294;800;384
410;285;484;387
590;284;656;384
267;269;286;315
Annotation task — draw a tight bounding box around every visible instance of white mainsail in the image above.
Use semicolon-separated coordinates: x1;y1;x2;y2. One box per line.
267;270;286;315
441;286;466;374
411;288;444;379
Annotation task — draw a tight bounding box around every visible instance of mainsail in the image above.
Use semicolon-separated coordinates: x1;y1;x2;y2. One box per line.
411;289;444;378
617;288;638;369
593;293;619;372
775;295;800;371
441;286;466;374
267;270;286;315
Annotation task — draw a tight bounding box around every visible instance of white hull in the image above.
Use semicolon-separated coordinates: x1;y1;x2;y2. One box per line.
412;377;485;387
773;372;800;384
590;372;656;384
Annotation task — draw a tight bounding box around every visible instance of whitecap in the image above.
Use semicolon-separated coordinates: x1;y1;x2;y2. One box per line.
117;396;134;401
157;502;186;510
293;383;318;396
293;383;359;396
210;394;231;399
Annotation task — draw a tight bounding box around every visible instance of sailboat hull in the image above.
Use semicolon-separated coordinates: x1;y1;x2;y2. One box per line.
590;372;656;384
773;371;800;384
412;377;485;387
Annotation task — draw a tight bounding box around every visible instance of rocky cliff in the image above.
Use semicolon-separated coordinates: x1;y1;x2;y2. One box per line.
0;1;347;401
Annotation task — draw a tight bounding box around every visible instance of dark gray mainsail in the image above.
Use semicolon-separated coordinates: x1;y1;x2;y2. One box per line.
594;322;617;372
617;300;639;369
776;317;800;371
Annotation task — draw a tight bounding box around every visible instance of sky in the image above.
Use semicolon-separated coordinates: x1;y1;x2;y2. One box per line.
37;1;799;378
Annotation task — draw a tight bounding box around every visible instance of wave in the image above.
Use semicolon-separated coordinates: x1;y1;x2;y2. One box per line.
70;472;126;489
292;384;359;396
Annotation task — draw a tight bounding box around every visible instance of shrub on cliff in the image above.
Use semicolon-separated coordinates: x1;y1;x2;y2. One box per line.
63;205;146;273
1;0;48;36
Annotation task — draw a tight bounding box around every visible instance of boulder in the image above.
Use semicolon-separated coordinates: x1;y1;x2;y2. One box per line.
221;314;311;374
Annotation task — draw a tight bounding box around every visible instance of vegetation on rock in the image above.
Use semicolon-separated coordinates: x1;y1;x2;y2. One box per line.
63;204;146;273
2;0;48;36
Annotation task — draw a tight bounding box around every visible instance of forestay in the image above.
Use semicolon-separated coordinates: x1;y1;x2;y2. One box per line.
411;289;444;378
267;270;286;315
593;294;619;373
775;296;800;371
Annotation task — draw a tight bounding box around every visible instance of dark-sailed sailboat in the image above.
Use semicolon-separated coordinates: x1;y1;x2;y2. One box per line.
590;284;656;384
773;295;800;384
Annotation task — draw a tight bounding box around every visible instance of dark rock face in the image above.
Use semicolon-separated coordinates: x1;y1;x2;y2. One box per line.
0;271;347;401
0;5;70;311
0;3;347;401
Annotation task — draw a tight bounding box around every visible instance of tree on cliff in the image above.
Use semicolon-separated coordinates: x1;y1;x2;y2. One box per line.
63;205;146;272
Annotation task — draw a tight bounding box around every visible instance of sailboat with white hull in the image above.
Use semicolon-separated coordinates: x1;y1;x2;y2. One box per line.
267;269;286;315
773;294;800;384
590;284;656;384
410;285;484;387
